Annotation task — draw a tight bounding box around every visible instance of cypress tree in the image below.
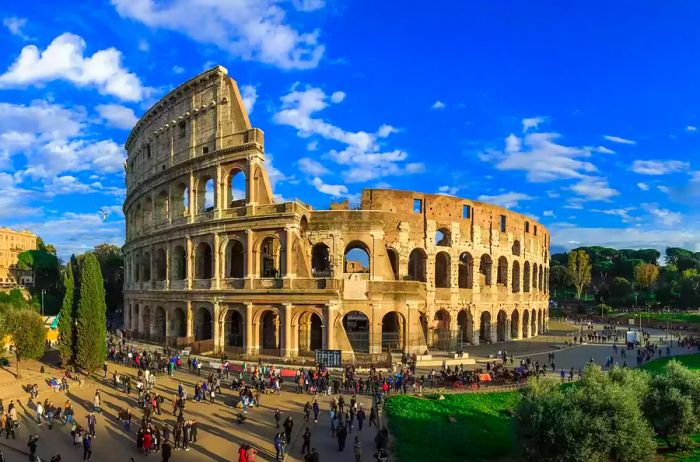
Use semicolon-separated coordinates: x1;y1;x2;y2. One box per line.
57;258;75;364
75;253;107;375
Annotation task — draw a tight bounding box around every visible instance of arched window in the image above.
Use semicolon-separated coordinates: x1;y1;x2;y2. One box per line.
311;243;331;277
532;263;539;292
196;176;215;213
227;240;245;278
435;252;451;288
512;240;521;256
194;307;213;341
387;248;399;280
343;311;370;353
512;261;521;293
195;242;213;279
170;182;189;219
143;197;153;227
141;251;151;281
228;169;247;206
155;248;166;281
172;246;187;280
134;203;143;229
497;256;508;286
523;262;531;292
171;307;186;337
435;228;451;246
407;248;427;282
155;190;169;222
479;255;493;286
344;241;370;274
458;252;474;289
260;236;281;278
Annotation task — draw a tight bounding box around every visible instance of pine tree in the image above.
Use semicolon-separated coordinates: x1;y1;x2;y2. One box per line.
57;258;75;364
75;253;107;375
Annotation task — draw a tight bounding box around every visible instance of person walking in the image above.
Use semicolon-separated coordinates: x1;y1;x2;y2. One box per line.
356;406;366;432
337;425;348;451
303;402;311;423
312;400;320;423
353;436;362;461
301;428;311;455
86;413;96;438
82;433;92;460
161;440;172;462
35;402;43;426
283;416;294;444
27;435;38;461
274;433;285;461
189;419;198;444
369;406;377;428
238;444;248;462
274;409;281;428
93;391;102;414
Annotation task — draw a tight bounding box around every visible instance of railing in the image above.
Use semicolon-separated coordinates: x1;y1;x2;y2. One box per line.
152;280;166;290
253;278;283;289
170;280;187;290
193;279;212;289
222;278;246;289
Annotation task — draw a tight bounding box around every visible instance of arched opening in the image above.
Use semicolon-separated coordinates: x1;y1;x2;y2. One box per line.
172;246;187;280
512;240;521;256
539;266;544;291
387;248;399;280
141;252;151;282
497;256;508;286
195;242;213;279
194;307;213;341
260;236;281;277
419;313;428;346
140;306;151;335
496;310;507;342
511;310;520;339
523;262;531;292
134;204;143;229
153;306;166;339
170;182;189;219
433;309;451;350
260;310;281;352
407;248;427;282
531;309;537;336
344;241;370;274
343;311;370;353
381;312;404;351
434;252;451;288
435;228;451;246
532;263;539;292
512;261;521;293
458;252;474;289
479;311;492;343
539;309;545;333
195;176;215;213
522;310;530;338
155;190;169;222
227;240;245;278
225;310;244;348
479;255;493;286
457;309;474;345
155;248;166;281
131;304;139;331
143;197;153;227
171;307;186;338
311;243;331;277
133;253;141;282
228;169;247;206
298;312;323;354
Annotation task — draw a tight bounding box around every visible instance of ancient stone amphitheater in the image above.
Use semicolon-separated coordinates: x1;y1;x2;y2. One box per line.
123;66;550;361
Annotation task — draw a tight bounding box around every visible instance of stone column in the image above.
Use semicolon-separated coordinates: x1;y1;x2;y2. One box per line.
213;301;221;353
245;303;255;356
165;246;171;290
284;226;295;278
186;237;193;290
323;302;338;350
188;172;195;223
186;301;194;340
246;230;255;279
281;303;295;357
246;160;256;206
472;314;480;346
215;164;223;219
213;233;221;289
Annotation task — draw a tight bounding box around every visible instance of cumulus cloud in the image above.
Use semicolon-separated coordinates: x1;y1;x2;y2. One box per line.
637;182;650;191
330;91;345;103
595;146;615;154
297;157;329;176
522;116;546;132
240;84;258;115
631;159;689;175
477;192;532;208
431;100;446;110
603;135;636;145
274;84;423;183
96;104;138;130
311;177;348;197
112;0;325;70
542;210;555;217
687;125;697;132
550;223;700;253
569;176;618;201
642;203;682;226
437;185;459;196
292;0;325;11
592;207;636;223
3;17;30;40
0;33;149;101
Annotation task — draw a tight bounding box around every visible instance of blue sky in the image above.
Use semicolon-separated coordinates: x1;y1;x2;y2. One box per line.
1;1;700;258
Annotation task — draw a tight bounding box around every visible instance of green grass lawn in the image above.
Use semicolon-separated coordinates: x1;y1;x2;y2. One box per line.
641;353;700;375
385;392;520;462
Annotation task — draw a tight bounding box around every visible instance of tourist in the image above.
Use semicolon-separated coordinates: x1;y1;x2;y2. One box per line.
189;419;198;444
238;443;247;462
35;402;43;426
357;405;366;431
312;400;320;422
93;391;102;413
82;433;92;460
274;433;285;461
304;402;311;422
274;408;281;428
354;436;362;461
369;406;377;428
245;444;257;461
161;440;172;462
337;423;348;451
306;448;320;462
283;416;294;443
27;434;38;461
87;412;97;438
301;427;311;455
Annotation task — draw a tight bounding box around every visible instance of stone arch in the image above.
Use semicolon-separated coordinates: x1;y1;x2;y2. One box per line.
343;311;370;353
538;266;544;291
532;263;539;292
225;308;244;348
194;241;213;279
258;309;281;352
458;252;474;288
155;190;169;222
259;235;282;277
381;311;405;351
298;310;323;354
141;251;151;282
170;181;189;219
132;304;139;330
511;309;520;339
172;245;187;280
457;309;474;345
170;307;186;338
479;311;492;343
479;255;493;286
227;168;247;206
311;243;331;277
155;248;167;281
194;306;213;341
153;306;166;338
434;252;451;288
195;174;215;213
512;261;521;293
140;305;151;335
512;240;521;256
408;248;427;282
435;228;451;246
496;309;508;342
386;247;399;280
344;240;370;274
539;308;545;333
226;239;245;278
143;196;153;227
433;309;452;350
134;203;143;229
497;256;508;286
522;309;530;338
531;309;537;336
523;261;531;292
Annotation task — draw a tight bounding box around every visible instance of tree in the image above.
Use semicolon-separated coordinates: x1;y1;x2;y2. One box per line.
57;259;76;365
549;265;573;297
609;277;633;305
568;250;592;300
92;244;124;322
635;263;660;294
6;310;46;378
75;253;107;375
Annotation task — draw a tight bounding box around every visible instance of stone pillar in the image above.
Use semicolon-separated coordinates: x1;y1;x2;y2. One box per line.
284;226;295;278
246;160;256;206
215;164;223;219
188;172;195;223
281;303;295;357
472;315;480;345
165;246;171;290
323;302;338;350
490;318;497;343
124;302;130;332
246;230;255;279
213;301;221;353
245;303;256;356
213;233;221;289
370;305;382;355
186;301;193;339
186;237;193;290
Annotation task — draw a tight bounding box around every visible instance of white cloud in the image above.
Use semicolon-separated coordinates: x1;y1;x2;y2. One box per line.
594;146;615;154
437;185;459;196
3;17;29;40
631;159;689;175
172;65;185;74
112;0;325;70
274;85;423;183
592;207;636;223
477;192;532;208
569;176;618;201
431;100;445;110
657;185;670;194
263;153;291;189
550;224;700;253
0;32;149;101
96;104;138;130
330;91;345;103
311;177;348;197
306;141;318;151
20;139;126;180
687;125;697;132
542;210;555;218
642;203;682;227
292;0;325;11
240;84;258;115
138;39;150;52
297;157;329;176
637;182;650;191
522;116;545;132
603;135;636;145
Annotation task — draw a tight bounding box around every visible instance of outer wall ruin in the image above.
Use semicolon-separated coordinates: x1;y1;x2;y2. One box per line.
122;66;550;360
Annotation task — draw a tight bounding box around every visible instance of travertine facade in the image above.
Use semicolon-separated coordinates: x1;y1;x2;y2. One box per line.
123;66;550;359
0;227;36;287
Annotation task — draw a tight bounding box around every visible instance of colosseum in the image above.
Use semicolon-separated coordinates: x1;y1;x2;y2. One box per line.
122;66;550;361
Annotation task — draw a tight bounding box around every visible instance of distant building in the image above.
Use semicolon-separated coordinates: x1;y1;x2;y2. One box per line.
0;227;37;287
